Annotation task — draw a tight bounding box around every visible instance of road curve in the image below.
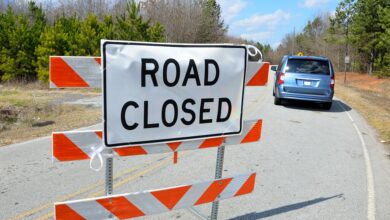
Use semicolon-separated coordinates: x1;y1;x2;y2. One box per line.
1;71;390;220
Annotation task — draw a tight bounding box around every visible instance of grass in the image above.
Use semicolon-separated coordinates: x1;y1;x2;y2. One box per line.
0;82;101;146
335;72;390;148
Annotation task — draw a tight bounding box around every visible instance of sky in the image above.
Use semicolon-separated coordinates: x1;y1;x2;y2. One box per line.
218;0;341;48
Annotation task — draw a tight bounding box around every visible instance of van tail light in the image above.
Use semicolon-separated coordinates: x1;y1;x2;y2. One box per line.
330;75;335;89
277;73;285;85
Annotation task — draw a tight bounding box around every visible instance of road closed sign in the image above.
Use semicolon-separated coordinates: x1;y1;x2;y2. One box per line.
102;41;247;147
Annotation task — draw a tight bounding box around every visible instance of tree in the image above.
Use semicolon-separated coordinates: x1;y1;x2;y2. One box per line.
270;14;343;69
331;0;354;48
35;0;165;83
0;2;46;82
142;0;203;43
0;7;16;80
376;5;390;73
195;0;226;43
334;0;389;74
114;0;165;42
35;16;81;82
75;14;108;56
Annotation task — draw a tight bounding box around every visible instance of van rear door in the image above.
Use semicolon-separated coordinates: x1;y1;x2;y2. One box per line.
283;58;332;95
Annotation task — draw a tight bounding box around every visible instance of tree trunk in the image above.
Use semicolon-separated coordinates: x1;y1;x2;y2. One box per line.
368;51;374;75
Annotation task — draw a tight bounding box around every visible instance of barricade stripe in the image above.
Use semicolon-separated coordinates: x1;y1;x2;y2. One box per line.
50;57;89;88
167;142;182;151
95;131;102;139
219;173;250;200
94;57;101;65
52;120;262;162
234;173;256;196
62;57;101;88
151;185;192;210
96;196;145;219
126;193;169;215
114;146;148;156
173;181;211;209
52;133;89;161
55;173;255;219
194;178;233;205
50;56;270;88
199;137;225;148
67;200;112;219
55;204;85;220
246;62;269;86
241;120;262;144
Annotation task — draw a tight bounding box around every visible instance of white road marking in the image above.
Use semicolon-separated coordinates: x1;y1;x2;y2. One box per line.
337;101;376;220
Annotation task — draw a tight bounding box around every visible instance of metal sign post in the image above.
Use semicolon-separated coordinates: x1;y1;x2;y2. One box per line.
211;145;225;220
105;149;114;219
344;55;350;83
105;152;113;196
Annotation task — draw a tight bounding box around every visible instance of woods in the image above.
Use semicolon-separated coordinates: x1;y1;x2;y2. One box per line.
0;1;167;83
271;0;389;76
0;0;388;83
0;0;227;83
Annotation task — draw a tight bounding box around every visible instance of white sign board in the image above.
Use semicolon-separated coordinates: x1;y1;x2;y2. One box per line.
345;56;350;64
102;41;247;147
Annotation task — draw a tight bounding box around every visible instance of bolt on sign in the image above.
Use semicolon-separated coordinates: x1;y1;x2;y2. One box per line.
102;41;247;147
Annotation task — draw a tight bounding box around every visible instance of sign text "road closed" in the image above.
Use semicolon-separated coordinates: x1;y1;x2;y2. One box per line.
103;41;247;147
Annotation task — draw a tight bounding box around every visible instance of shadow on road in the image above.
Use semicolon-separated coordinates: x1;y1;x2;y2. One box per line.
281;100;352;113
229;194;344;220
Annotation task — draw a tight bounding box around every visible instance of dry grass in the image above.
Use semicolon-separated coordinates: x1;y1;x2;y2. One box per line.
335;72;390;148
0;83;101;146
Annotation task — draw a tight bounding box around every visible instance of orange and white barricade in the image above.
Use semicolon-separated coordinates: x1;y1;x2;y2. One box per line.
52;119;262;162
55;173;255;219
50;44;269;219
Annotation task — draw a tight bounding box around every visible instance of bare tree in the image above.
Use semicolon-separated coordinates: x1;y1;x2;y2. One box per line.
142;0;203;43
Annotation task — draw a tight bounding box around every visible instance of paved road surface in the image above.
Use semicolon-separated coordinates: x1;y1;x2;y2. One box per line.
1;72;390;220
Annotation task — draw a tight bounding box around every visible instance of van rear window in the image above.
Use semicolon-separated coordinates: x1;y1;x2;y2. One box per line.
286;59;330;75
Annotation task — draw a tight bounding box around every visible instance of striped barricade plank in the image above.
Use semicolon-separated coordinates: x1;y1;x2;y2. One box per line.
50;56;101;88
55;172;256;219
49;56;269;88
53;120;262;162
245;61;269;86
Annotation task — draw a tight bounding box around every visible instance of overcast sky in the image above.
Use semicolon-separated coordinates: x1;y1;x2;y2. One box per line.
218;0;341;48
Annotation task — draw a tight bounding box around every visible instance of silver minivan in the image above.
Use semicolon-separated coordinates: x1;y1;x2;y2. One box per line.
272;55;335;109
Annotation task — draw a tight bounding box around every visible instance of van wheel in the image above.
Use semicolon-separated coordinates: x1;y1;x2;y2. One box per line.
323;102;332;110
274;97;282;105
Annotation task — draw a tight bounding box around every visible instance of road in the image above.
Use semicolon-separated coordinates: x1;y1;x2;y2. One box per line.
1;72;390;220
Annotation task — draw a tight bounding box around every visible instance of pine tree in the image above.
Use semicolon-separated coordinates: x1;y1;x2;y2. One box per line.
76;14;104;56
35;16;81;82
0;7;16;81
195;0;227;43
0;2;46;82
35;0;165;83
334;0;389;74
114;0;165;42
